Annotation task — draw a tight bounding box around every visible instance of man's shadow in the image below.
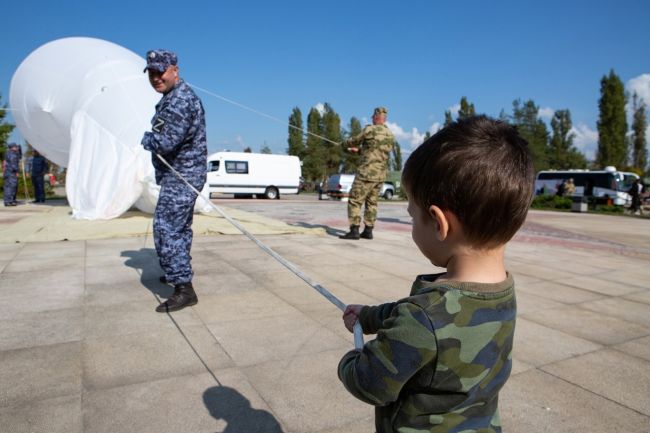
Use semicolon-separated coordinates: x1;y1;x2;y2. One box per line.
289;222;346;238
376;217;412;225
121;248;173;298
203;386;284;433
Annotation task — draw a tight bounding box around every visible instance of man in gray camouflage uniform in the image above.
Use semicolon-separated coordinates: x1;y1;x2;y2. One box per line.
3;143;21;206
141;49;207;313
340;107;395;240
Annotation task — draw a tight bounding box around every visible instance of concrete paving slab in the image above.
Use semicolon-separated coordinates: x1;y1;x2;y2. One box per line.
579;297;650;327
521;305;650;346
500;369;650;433
0;307;83;351
3;255;85;273
513;318;602;367
82;370;282;433
243;349;370;433
83;325;234;391
0;268;85;319
515;279;606;304
613;336;650;361
83;300;204;339
541;349;650;416
14;240;86;259
562;274;647;295
0;394;82;433
0;341;81;407
192;289;300;325
624;289;650;304
205;311;349;367
515;290;565;315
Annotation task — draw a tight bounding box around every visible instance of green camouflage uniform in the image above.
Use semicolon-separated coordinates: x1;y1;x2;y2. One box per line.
345;119;395;227
338;273;516;433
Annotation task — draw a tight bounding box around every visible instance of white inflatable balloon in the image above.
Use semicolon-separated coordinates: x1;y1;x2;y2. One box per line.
10;37;162;219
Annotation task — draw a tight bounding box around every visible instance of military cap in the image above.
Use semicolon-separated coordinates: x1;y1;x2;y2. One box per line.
143;49;178;73
373;107;388;116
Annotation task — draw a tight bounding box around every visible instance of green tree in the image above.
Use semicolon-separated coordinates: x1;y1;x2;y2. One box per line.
458;96;476;119
512;99;550;170
321;103;343;176
0;94;16;162
630;92;647;173
597;70;628;168
302;107;325;181
287;107;305;158
549;109;587;169
342;116;362;173
260;144;272;154
243;146;252;153
391;141;403;171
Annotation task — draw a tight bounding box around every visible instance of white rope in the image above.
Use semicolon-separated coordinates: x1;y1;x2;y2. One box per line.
154;153;364;349
188;83;343;147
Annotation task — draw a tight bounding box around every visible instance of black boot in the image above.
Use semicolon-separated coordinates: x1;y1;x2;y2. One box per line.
339;225;360;240
360;225;373;239
155;283;198;312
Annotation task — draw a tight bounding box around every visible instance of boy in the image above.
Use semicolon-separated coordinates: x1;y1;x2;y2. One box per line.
338;116;534;433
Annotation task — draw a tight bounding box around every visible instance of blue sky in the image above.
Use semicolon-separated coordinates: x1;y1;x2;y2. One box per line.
3;0;650;161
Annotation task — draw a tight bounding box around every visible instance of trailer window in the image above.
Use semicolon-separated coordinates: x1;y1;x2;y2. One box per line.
225;161;248;174
208;161;220;172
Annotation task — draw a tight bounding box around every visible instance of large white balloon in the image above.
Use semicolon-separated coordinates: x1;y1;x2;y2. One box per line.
10;37;161;219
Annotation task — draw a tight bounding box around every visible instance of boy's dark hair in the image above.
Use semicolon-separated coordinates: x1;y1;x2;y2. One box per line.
402;115;534;248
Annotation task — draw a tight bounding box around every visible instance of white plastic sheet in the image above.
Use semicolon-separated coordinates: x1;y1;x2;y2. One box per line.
9;36;209;219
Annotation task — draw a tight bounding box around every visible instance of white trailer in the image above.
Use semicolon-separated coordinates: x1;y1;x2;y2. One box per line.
206;152;301;199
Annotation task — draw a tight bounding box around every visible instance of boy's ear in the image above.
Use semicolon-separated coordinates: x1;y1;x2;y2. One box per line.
427;205;449;241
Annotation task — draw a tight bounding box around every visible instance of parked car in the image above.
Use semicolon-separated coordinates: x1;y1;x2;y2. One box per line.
322;174;395;200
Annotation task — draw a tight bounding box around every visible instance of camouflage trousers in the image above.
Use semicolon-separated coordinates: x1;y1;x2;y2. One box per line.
347;178;383;227
3;173;18;204
153;178;201;285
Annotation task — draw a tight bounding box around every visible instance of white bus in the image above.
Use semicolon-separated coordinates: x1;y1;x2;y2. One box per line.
206;152;301;199
535;166;638;206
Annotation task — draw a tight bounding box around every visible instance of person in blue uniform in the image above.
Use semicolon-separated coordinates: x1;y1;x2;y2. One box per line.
3;143;21;207
141;49;207;313
30;149;49;203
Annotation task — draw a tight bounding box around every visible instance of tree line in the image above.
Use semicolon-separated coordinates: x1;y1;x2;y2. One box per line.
287;104;402;184
287;69;648;183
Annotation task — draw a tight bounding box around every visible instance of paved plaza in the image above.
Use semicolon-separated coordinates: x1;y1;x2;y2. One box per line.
0;201;649;433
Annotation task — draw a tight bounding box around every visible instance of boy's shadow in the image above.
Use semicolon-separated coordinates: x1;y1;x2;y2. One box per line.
121;248;173;298
203;386;284;433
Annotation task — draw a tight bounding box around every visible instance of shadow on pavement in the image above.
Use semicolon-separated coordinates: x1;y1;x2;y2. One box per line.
203;386;284;433
289;221;346;237
376;216;411;225
121;248;173;298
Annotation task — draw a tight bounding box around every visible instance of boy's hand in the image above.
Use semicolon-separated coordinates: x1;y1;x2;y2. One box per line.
343;304;364;333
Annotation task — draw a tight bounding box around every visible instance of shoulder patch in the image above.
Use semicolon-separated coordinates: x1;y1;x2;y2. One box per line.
152;116;166;133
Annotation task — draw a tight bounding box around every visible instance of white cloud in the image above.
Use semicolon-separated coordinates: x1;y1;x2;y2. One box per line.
538;107;555;120
570;123;598;161
447;103;460;117
386;121;441;150
313;102;326;116
627;74;650;106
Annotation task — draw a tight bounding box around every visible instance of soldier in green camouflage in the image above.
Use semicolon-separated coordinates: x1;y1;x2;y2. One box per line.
338;116;535;433
339;107;395;240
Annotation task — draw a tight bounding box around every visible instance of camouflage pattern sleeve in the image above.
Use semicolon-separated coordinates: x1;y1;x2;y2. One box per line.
344;126;370;149
358;302;397;334
141;86;200;155
338;302;438;406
